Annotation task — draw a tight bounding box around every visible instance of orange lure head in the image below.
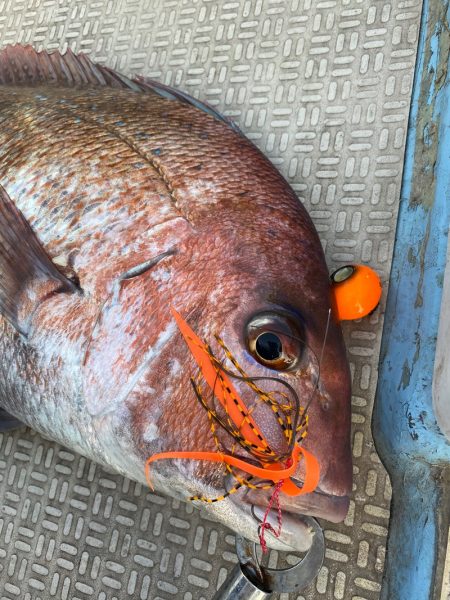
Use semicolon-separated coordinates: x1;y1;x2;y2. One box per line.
331;265;382;321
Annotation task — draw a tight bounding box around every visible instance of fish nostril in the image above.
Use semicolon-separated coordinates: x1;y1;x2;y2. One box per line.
290;478;350;499
321;399;330;411
292;480;324;497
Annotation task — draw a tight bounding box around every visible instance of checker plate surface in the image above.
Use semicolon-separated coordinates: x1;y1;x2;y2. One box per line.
0;1;423;598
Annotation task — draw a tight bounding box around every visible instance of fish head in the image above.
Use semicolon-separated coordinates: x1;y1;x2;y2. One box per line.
192;207;351;513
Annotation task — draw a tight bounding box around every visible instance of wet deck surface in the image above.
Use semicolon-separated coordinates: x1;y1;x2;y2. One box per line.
0;1;427;598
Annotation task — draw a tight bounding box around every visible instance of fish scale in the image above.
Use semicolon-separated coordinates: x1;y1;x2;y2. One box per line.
0;91;181;261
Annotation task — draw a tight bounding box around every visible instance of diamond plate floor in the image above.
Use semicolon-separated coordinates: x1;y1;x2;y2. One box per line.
0;1;424;598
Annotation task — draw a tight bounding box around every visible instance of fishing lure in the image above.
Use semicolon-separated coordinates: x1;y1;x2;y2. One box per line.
145;308;320;503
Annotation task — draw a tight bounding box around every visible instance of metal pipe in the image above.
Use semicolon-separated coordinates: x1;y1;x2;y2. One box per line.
212;562;272;600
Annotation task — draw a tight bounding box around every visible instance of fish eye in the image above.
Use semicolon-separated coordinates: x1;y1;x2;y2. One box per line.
255;332;283;361
246;311;304;371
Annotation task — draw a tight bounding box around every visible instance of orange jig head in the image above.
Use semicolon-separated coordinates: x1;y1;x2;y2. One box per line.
331;265;382;321
145;308;320;498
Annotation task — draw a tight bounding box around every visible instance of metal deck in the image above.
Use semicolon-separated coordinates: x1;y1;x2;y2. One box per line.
0;1;431;598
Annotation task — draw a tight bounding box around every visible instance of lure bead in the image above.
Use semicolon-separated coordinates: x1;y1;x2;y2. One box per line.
331;264;382;321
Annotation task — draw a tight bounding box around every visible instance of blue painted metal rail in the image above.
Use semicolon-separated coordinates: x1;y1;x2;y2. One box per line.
373;0;450;598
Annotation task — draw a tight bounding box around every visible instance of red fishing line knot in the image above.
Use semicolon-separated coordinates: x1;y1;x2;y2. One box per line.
258;480;283;554
258;456;293;553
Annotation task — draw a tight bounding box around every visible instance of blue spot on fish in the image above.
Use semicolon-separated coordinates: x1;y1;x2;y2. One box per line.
114;120;126;127
152;148;162;156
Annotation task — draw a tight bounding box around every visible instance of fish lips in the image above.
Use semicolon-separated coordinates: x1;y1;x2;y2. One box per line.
233;481;350;524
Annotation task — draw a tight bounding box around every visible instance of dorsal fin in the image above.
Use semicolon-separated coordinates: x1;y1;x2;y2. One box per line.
0;185;79;336
0;45;241;132
133;75;243;134
0;44;142;90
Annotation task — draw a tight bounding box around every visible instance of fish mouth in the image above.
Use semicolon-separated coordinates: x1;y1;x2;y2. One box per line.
281;480;350;522
242;480;350;523
228;480;350;552
149;468;347;553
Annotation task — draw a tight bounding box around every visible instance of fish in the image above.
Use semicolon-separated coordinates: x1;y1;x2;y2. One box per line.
0;45;352;552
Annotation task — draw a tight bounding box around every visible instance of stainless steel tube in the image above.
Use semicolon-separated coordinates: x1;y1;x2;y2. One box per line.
212;563;272;600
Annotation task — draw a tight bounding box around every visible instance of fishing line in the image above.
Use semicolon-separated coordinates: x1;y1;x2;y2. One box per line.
301;308;331;416
266;308;331;419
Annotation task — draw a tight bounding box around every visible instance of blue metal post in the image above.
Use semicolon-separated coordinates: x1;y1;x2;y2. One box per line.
373;0;450;598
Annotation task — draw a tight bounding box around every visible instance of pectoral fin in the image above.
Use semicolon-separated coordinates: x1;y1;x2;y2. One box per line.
0;184;79;336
